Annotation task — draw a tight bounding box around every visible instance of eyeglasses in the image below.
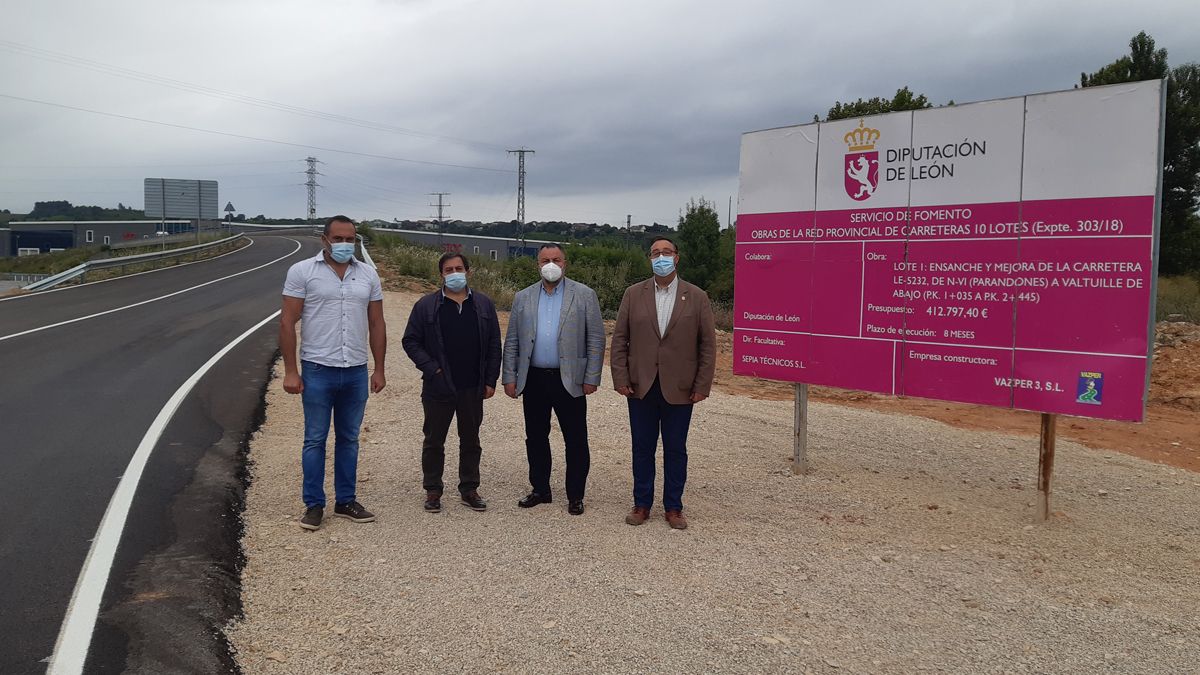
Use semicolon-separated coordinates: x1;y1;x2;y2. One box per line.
648;249;676;258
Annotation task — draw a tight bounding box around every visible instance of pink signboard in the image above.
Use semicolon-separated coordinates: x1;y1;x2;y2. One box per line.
734;82;1164;422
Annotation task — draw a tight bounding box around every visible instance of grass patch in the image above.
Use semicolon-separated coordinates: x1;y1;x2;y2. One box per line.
1157;275;1200;323
0;233;242;276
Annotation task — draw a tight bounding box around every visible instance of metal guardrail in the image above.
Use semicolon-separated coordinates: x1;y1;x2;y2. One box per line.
22;234;247;292
1;272;50;283
357;234;376;269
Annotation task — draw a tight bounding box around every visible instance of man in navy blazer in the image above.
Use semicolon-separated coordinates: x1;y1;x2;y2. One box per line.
502;243;605;515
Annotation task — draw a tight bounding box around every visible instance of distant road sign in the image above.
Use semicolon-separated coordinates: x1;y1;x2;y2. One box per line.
144;179;218;219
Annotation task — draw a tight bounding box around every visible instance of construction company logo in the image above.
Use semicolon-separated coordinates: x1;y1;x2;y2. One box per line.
843;120;881;201
1075;371;1104;405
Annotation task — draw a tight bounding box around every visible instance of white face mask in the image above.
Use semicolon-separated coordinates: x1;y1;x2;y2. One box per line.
540;262;563;283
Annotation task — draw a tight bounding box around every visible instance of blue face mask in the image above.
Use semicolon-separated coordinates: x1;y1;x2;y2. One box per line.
444;272;468;292
329;242;355;263
651;255;676;277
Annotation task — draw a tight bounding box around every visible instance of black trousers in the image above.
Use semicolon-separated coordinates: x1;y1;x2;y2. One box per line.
522;368;590;500
421;388;484;495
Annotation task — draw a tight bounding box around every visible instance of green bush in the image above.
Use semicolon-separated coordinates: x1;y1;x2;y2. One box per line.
1157;275;1200;323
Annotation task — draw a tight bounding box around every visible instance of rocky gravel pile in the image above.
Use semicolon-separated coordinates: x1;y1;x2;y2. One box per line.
228;291;1200;674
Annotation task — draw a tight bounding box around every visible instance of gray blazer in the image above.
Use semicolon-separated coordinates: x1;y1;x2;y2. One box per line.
502;277;605;397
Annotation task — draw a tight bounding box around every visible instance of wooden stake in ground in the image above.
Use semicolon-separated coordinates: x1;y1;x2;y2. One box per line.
793;383;809;475
1037;413;1057;521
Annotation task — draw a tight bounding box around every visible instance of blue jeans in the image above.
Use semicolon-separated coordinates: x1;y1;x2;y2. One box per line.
301;361;368;508
628;378;694;512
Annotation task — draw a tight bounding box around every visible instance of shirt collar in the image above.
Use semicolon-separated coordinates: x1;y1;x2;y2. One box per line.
440;287;473;302
654;276;678;294
541;281;563;297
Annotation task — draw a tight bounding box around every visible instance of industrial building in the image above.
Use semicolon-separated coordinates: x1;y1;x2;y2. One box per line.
3;220;193;256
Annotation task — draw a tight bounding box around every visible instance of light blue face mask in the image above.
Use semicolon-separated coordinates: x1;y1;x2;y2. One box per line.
444;271;468;291
651;255;676;277
329;242;356;263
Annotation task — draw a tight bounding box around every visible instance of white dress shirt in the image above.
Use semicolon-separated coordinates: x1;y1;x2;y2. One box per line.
282;252;383;367
654;276;678;337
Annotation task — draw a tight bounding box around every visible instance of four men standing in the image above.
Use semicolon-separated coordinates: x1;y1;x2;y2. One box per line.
502;244;605;515
282;224;715;530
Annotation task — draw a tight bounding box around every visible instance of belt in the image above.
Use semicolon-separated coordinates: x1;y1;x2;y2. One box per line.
530;367;560;374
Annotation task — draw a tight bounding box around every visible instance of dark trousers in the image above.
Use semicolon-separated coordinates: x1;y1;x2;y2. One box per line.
522;368;590;500
421;388;484;495
627;378;694;512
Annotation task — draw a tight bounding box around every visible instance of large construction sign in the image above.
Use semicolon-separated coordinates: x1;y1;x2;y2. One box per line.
734;80;1165;422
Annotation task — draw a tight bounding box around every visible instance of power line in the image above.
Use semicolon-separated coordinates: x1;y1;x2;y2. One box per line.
0;160;300;169
0;93;516;174
0;39;509;152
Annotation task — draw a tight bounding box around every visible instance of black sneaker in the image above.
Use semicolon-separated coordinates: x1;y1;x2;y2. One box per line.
424;491;443;513
300;506;323;531
460;491;488;511
333;500;376;523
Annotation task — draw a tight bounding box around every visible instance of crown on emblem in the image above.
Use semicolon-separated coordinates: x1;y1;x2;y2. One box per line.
843;120;881;152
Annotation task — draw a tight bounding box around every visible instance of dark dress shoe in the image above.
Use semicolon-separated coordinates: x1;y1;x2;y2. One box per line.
518;492;552;508
461;490;488;511
568;499;585;515
424;492;442;513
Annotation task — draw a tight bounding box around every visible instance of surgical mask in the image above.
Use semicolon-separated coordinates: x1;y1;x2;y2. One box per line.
444;272;468;292
329;242;355;263
651;255;676;277
540;262;563;283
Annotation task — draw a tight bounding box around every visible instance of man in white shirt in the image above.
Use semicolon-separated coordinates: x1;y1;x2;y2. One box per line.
280;215;387;531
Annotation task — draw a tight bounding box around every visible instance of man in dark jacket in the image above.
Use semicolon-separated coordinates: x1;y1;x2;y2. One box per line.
402;252;501;513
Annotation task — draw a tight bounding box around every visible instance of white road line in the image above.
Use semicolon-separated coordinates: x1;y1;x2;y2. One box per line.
0;237;258;303
0;238;301;343
46;309;283;675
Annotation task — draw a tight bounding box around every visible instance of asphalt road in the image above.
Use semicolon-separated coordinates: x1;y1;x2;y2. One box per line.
0;234;319;673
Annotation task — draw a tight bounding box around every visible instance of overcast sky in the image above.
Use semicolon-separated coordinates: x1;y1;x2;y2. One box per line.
2;0;1198;227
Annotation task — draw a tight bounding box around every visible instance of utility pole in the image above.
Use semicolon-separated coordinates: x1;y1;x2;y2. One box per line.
507;148;534;249
429;192;450;248
305;156;320;224
196;179;202;244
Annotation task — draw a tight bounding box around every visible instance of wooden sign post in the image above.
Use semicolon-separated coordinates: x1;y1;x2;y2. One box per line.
793;383;809;475
1037;413;1057;521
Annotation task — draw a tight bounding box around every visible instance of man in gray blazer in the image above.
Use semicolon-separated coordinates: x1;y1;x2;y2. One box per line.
503;243;605;515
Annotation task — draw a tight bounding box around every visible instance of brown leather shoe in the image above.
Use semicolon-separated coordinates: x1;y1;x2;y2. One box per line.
625;506;650;526
665;510;688;530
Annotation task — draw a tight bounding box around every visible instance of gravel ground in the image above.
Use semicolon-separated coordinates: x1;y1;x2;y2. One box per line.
228;291;1200;674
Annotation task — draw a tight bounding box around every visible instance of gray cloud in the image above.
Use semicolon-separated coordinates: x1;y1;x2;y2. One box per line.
1;0;1198;226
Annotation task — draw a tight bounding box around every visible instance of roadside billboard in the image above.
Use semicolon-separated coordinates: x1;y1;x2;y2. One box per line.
734;80;1165;422
144;178;218;220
